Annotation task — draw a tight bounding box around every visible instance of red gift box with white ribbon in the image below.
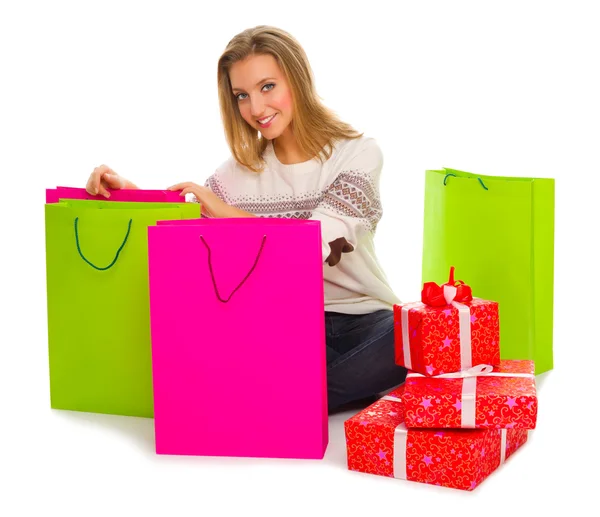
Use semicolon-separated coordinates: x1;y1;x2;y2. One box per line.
402;360;537;429
344;385;528;491
394;267;500;376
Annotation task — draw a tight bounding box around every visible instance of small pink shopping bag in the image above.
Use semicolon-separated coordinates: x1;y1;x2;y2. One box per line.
148;218;328;459
46;186;183;203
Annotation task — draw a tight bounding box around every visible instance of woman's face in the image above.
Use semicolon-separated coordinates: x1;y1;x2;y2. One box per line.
229;54;294;140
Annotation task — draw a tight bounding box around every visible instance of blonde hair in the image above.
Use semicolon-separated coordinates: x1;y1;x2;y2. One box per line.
217;25;363;173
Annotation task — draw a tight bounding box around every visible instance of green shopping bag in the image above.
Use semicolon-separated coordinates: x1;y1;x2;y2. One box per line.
422;168;555;374
45;199;201;417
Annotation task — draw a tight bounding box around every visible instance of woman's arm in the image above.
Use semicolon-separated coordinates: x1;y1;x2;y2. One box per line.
310;138;384;266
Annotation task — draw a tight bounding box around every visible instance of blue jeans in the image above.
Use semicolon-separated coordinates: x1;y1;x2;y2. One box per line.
325;309;408;412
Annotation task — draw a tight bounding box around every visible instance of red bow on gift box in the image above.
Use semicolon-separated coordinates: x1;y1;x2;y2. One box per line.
421;266;473;307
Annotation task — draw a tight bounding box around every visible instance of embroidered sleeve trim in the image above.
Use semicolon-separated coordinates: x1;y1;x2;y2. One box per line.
320;171;382;232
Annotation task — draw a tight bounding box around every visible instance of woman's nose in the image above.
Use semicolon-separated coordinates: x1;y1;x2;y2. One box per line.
249;95;265;117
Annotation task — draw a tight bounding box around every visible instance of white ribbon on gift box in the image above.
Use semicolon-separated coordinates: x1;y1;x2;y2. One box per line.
381;394;514;480
400;302;421;370
400;284;472;371
406;364;535;428
381;395;409;479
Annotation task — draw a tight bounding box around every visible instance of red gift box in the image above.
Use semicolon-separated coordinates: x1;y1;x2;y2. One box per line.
394;267;500;376
344;386;528;491
403;360;537;429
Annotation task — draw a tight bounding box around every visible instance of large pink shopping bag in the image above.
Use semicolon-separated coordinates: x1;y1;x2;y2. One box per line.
46;186;182;203
148;218;328;459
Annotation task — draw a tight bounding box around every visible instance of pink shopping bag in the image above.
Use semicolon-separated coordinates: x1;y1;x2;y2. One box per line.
46;186;183;203
148;218;328;459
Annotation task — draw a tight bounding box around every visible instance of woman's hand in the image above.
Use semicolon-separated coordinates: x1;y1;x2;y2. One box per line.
86;165;138;198
168;182;254;218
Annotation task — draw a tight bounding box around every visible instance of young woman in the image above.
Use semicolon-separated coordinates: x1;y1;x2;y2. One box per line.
85;25;408;412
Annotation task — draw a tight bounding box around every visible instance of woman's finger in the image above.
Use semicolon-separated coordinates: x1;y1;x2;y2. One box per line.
88;165;108;194
98;179;111;198
167;182;192;191
86;172;100;195
181;187;203;204
85;175;96;195
102;172;122;189
179;187;196;197
87;173;104;195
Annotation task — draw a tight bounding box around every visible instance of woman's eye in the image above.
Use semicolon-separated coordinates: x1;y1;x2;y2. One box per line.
235;84;273;101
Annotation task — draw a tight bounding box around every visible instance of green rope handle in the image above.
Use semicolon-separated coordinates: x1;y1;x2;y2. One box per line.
443;172;488;190
74;217;133;271
443;173;457;185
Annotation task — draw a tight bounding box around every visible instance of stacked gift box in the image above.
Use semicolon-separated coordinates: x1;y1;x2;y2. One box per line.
344;267;538;491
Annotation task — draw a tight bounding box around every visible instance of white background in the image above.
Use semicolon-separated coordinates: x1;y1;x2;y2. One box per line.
1;0;599;515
